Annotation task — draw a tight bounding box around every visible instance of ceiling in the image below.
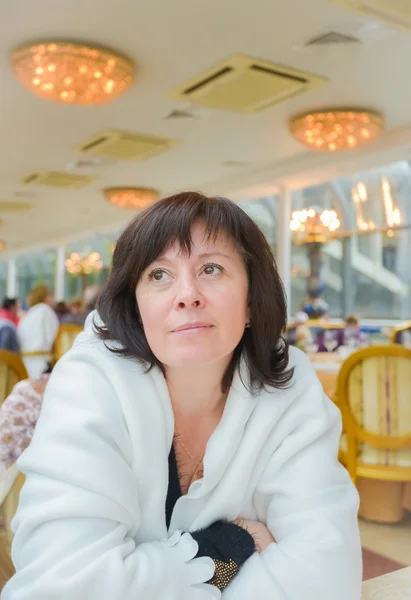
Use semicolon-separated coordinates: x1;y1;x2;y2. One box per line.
1;0;411;256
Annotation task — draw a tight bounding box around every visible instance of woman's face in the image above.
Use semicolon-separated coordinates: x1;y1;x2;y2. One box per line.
136;221;250;369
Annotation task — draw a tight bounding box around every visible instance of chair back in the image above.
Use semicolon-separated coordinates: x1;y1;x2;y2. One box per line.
0;539;15;591
0;351;28;406
0;472;25;556
53;324;83;362
391;320;411;345
337;345;411;482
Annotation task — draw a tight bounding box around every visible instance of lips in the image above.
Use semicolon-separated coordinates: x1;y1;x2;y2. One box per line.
172;322;213;333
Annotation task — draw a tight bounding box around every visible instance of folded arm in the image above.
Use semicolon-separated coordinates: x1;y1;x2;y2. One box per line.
2;354;219;600
223;378;362;600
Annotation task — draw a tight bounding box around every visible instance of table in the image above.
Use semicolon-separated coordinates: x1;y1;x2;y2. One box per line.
362;567;411;599
310;352;342;399
309;351;343;372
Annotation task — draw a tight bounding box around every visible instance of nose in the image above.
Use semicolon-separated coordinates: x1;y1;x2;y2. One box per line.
174;277;205;310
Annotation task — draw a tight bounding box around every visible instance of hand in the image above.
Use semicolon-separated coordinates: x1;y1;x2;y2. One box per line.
234;519;276;553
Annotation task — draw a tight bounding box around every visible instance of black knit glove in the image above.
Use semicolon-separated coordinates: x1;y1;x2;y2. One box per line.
191;520;256;590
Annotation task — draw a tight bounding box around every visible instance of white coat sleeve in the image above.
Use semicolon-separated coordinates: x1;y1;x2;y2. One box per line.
2;353;220;600
223;376;362;600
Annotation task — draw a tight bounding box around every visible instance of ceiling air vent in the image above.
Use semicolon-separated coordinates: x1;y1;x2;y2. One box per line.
306;31;360;45
21;171;94;189
0;201;32;213
75;129;181;161
164;109;199;119
329;0;411;31
169;54;327;114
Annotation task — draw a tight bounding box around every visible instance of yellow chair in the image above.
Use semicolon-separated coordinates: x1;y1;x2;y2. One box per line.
337;345;411;522
337;345;411;482
391;320;411;345
53;324;83;362
0;351;28;406
0;353;28;557
0;472;25;556
0;538;15;591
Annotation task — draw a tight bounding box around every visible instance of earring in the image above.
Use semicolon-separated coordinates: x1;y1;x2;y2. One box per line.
245;321;251;328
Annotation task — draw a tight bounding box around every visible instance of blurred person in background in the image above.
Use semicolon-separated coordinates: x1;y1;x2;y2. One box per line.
17;285;59;378
0;369;51;503
344;315;369;348
54;301;70;322
0;368;54;590
287;311;313;352
62;285;101;326
0;299;20;327
0;297;21;353
0;317;20;355
0;372;50;472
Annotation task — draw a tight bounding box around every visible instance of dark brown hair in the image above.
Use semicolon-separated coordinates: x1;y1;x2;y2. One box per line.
96;192;293;392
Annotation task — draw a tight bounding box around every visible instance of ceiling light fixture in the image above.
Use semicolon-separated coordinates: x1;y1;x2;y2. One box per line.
65;252;103;275
290;207;341;243
103;187;160;210
10;41;135;105
289;108;384;152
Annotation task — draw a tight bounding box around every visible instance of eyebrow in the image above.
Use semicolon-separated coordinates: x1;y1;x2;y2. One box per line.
152;251;234;264
198;252;233;261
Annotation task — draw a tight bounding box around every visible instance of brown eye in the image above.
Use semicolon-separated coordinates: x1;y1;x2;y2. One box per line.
203;264;222;276
150;269;168;282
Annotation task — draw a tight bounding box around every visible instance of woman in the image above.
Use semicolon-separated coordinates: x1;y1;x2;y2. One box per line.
3;193;362;600
17;284;59;378
0;373;50;477
0;372;50;584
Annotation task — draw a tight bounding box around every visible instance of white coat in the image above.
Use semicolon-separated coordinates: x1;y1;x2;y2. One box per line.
3;312;362;600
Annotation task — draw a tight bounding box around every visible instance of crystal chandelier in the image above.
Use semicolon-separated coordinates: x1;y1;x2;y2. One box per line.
290;207;341;243
10;41;135;105
65;252;103;275
103;187;159;209
290;208;340;319
289;109;384;152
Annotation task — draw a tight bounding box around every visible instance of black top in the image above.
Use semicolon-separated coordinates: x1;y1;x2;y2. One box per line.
165;444;182;529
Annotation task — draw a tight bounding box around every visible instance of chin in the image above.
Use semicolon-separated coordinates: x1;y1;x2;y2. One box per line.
163;346;228;368
171;353;218;367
